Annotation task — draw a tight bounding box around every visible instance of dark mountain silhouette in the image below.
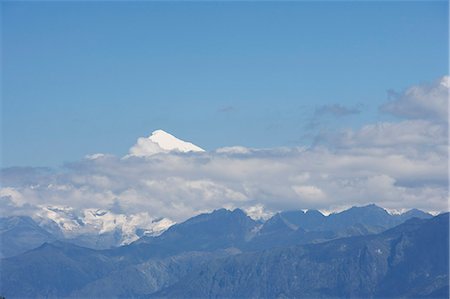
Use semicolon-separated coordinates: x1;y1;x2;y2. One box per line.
154;214;449;298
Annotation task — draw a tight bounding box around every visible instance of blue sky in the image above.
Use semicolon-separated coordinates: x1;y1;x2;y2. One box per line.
2;1;448;167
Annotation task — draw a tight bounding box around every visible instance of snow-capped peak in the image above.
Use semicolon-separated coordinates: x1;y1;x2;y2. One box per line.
149;130;204;152
126;129;205;158
35;205;176;246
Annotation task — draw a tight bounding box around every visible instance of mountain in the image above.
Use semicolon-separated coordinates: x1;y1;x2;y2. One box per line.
0;206;175;259
279;209;326;230
0;206;444;299
148;130;204;153
116;208;258;260
71;250;239;298
247;204;433;250
154;214;449;298
0;209;255;298
127;129;205;157
0;204;432;258
0;216;57;258
0;241;121;298
155;208;257;248
36;206;175;250
326;204;402;229
281;204;432;232
398;208;434;222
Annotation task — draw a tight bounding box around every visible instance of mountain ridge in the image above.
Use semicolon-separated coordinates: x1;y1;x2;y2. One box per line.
152;213;449;298
0;204;434;258
0;207;446;298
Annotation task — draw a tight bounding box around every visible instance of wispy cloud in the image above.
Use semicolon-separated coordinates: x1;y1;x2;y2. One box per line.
217;105;236;113
315;104;361;117
305;103;362;132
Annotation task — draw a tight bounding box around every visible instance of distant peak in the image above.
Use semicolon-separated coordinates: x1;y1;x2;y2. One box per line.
127;129;205;158
356;203;384;210
151;129;171;136
212;208;229;214
305;209;325;216
402;208;432;218
207;208;249;219
152;129;166;134
232;208;247;216
362;203;377;207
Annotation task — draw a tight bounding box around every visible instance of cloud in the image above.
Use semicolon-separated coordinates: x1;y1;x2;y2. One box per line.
1;135;447;223
380;76;449;122
1;77;448;224
292;185;326;202
315;104;361;117
217;105;236;113
215;146;252;154
243;204;274;220
325;119;447;151
127;137;167;157
305;103;361;131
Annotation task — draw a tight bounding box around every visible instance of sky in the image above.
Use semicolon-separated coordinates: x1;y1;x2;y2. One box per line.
0;1;448;224
2;1;448;167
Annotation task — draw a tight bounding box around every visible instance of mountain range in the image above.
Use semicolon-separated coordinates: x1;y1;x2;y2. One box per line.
155;213;448;298
0;204;447;298
0;207;174;258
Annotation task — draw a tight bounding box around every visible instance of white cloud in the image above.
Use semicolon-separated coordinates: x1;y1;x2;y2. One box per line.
380;76;448;122
85;153;107;160
0;187;27;206
2;138;447;223
244;204;274;220
292;185;326;201
1;77;448;225
333;120;447;150
215;146;252;154
127;137;166;157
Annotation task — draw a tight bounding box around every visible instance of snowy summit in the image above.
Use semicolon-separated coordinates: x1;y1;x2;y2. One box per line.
127;129;205;157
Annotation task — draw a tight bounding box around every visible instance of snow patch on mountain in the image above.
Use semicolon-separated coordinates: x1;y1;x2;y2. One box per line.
35;205;175;245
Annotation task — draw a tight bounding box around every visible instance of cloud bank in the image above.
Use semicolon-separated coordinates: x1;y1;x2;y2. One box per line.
1;77;448;224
